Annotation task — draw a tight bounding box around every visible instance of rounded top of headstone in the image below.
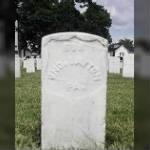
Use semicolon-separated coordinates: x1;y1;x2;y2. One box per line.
42;32;108;47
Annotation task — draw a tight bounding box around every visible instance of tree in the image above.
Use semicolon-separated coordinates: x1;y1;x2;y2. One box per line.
75;0;92;4
80;3;112;42
16;0;112;53
118;39;134;49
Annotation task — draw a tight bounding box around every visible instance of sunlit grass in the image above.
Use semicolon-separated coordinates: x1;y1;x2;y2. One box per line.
16;71;134;149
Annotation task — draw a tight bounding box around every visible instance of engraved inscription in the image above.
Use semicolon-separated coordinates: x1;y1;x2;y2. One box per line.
64;48;84;53
48;61;101;82
48;60;101;92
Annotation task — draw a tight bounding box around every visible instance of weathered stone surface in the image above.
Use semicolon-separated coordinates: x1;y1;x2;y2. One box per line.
41;32;108;150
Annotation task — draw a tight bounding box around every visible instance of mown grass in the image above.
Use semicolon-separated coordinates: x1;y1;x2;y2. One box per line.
106;74;134;149
15;71;134;150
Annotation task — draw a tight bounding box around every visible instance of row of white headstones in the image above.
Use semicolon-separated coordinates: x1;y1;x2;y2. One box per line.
108;55;134;78
15;32;134;150
23;56;42;72
15;54;134;78
15;56;41;77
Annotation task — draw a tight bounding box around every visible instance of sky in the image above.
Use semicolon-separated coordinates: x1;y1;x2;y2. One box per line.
97;0;134;42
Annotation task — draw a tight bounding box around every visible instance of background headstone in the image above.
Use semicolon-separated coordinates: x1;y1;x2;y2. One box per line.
36;57;41;70
15;55;21;78
26;58;35;73
123;55;134;78
23;59;27;69
108;56;120;74
42;32;108;149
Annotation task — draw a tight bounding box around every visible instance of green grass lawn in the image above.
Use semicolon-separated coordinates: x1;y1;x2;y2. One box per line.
16;71;134;150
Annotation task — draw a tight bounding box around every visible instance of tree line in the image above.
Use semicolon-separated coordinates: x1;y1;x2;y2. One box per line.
15;0;112;53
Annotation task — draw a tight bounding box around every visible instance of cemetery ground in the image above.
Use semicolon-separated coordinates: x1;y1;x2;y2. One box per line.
16;70;134;150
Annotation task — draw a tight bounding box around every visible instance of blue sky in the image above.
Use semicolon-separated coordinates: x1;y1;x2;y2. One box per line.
97;0;134;42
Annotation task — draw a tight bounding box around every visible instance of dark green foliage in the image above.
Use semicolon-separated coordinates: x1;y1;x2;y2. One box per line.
16;0;112;53
118;39;134;50
80;4;112;42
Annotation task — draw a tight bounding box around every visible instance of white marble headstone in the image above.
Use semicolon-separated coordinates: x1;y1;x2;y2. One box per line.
42;32;108;150
108;56;120;74
123;55;134;78
36;57;41;70
26;58;35;73
23;59;27;69
15;55;21;78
